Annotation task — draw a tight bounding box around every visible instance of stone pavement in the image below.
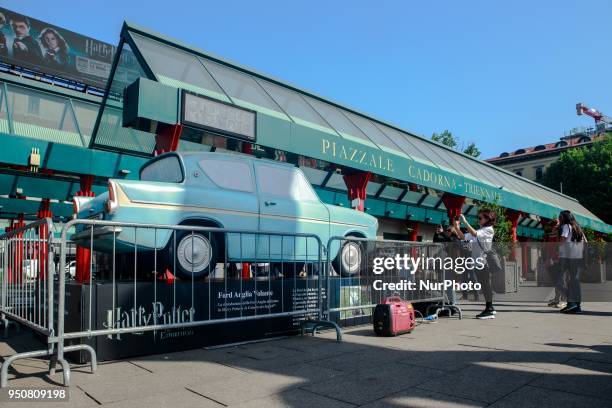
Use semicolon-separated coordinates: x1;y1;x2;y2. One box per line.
1;301;612;407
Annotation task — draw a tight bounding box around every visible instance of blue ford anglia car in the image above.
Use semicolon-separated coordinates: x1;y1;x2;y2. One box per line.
74;152;378;279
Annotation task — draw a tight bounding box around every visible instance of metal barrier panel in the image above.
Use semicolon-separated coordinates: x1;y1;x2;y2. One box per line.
0;218;54;337
55;219;334;366
325;236;446;324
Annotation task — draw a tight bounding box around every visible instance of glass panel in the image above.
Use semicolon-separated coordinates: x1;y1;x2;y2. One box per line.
200;159;254;192
202;60;287;118
402;190;423;204
326;173;348;191
343;112;403;152
376;124;440;168
366;181;382;196
379;186;403;200
72;100;100;145
0;84;9;134
256;79;332;130
130;32;229;102
300;166;327;185
92;43;157;153
140;156;183;182
302;95;376;146
256;163;318;202
6;84;82;146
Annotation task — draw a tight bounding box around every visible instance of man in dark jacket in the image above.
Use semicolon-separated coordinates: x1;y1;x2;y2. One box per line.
0;12;8;59
10;15;42;64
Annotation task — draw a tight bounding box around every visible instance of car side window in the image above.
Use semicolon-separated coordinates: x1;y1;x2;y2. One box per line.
256;164;319;202
199;159;254;192
140;156;183;182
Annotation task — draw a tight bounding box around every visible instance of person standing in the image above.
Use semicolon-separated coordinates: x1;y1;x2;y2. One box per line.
0;13;8;59
10;15;42;64
455;210;497;319
39;28;70;69
433;224;461;305
555;210;586;314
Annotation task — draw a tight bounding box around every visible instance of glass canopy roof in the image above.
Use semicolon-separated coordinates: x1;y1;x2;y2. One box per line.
90;22;608;232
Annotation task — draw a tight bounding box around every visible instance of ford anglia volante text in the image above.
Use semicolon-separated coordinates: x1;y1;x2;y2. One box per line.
72;152;378;280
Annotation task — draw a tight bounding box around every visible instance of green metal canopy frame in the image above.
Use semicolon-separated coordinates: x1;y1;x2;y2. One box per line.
89;22;611;234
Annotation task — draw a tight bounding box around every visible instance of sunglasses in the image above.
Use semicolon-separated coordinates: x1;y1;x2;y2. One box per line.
478;216;488;221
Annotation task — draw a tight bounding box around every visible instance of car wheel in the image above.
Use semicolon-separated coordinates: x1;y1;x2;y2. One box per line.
170;231;219;280
333;240;363;277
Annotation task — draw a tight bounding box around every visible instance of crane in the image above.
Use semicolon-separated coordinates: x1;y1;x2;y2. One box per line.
576;103;612;128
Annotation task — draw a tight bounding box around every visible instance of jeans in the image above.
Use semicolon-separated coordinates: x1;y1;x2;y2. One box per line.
553;262;567;302
476;264;493;303
559;258;582;304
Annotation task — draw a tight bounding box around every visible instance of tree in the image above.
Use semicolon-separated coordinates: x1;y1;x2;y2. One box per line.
431;130;458;149
463;142;481;158
541;135;611;224
431;130;481;157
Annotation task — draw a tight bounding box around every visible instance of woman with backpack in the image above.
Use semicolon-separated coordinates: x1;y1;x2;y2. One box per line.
454;209;498;319
555;210;586;314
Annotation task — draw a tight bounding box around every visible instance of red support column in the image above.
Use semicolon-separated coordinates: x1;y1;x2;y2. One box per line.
407;220;419;241
154;124;183;155
36;199;52;280
75;175;95;283
441;193;466;224
343;171;371;212
12;214;26;284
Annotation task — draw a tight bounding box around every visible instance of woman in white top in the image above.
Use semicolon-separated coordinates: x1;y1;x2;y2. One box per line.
555;210;585;314
455;209;496;319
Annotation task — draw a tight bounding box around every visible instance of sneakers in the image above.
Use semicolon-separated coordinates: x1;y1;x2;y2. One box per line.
560;303;582;314
476;308;496;319
548;301;567;308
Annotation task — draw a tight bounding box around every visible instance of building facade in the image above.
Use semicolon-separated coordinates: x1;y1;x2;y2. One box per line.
486;132;609;183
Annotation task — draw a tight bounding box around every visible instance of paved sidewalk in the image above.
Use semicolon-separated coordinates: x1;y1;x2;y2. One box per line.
1;301;612;407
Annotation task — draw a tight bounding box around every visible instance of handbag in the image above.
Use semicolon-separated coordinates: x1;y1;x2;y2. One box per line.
476;235;502;273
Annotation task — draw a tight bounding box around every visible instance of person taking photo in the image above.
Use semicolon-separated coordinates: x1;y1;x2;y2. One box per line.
454;210;497;319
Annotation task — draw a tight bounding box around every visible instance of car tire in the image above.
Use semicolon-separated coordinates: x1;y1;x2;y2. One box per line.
333;239;363;277
168;230;219;281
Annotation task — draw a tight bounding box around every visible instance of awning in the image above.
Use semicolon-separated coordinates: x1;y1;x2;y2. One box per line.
89;22;611;234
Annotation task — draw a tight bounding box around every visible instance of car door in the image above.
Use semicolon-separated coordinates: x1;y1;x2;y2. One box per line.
254;162;329;263
195;157;259;260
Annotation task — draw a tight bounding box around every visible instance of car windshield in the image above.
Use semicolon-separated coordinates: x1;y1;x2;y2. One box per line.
140;156;184;182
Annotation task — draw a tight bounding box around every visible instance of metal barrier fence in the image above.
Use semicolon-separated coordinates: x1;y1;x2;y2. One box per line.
0;218;339;387
323;236;456;323
0;219;53;338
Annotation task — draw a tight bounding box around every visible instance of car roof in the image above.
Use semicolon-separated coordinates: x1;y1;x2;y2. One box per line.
168;151;297;169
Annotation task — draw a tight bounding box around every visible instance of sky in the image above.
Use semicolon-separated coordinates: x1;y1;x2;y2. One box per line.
3;0;611;158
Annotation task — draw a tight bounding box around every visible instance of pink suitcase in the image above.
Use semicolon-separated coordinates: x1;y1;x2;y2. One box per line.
373;296;416;336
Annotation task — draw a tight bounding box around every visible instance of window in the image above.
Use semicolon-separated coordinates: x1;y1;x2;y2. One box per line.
199;159;254;192
256;164;319;202
140;156;183;182
535;166;543;180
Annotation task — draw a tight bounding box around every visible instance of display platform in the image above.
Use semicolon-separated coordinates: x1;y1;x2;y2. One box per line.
61;279;326;362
